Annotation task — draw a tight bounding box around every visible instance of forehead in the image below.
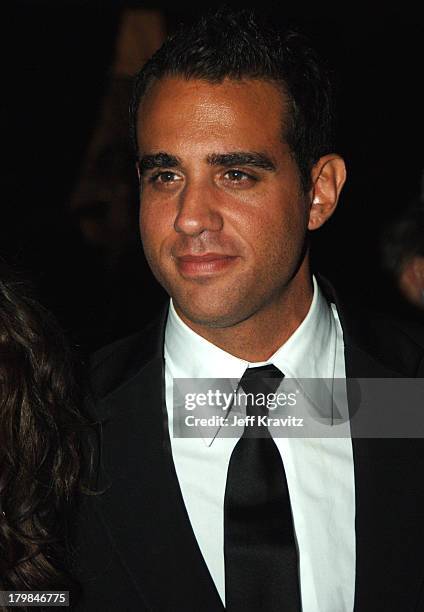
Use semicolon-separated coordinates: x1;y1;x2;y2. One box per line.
136;77;287;153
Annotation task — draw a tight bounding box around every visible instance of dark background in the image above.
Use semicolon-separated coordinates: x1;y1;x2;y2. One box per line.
2;2;424;355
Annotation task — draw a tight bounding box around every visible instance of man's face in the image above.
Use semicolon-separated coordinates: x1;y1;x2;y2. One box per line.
137;77;311;329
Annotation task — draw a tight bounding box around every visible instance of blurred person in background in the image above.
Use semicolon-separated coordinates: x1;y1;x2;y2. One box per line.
68;9;167;351
0;262;85;602
381;203;424;317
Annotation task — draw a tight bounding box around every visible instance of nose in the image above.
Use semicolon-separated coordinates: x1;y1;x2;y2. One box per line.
174;180;223;237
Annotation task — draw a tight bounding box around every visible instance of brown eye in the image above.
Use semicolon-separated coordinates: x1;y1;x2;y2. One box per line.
225;170;250;181
150;171;179;183
222;169;258;187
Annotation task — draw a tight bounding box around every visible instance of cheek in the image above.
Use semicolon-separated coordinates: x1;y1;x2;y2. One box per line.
139;204;151;243
139;209;171;287
140;200;171;253
245;199;308;269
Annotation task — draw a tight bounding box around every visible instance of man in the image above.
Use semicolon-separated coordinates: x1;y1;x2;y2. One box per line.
74;9;424;611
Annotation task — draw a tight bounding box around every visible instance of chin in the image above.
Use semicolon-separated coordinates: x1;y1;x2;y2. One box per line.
174;295;254;330
166;273;260;329
179;305;233;328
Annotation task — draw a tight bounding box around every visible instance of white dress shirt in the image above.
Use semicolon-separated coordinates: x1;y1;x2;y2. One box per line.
164;277;356;611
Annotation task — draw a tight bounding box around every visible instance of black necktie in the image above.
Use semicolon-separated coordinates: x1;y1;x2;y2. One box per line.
224;364;301;611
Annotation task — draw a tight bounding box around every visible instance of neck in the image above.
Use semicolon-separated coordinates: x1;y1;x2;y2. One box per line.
175;268;314;362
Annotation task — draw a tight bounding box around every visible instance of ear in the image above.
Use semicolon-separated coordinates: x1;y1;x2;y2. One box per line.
307;155;346;231
136;162;141;182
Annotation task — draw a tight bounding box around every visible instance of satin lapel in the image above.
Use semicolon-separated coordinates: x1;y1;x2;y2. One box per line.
345;344;424;610
94;349;224;610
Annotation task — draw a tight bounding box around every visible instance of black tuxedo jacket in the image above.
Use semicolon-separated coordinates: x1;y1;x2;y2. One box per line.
72;286;424;612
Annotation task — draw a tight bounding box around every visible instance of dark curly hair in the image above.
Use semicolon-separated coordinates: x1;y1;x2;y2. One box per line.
130;8;335;192
0;263;84;606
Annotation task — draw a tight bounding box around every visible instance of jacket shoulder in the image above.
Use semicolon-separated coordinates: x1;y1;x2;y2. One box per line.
88;309;167;401
367;312;424;375
342;303;424;377
319;276;424;376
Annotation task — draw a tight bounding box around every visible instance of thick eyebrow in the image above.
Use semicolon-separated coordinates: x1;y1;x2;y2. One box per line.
137;150;277;174
137;152;181;173
207;152;276;171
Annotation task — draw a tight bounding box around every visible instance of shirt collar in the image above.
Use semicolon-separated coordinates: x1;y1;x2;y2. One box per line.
165;300;248;382
165;276;337;444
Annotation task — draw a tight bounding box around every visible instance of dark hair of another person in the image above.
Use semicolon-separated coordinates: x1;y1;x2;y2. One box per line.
0;266;83;599
129;8;335;192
